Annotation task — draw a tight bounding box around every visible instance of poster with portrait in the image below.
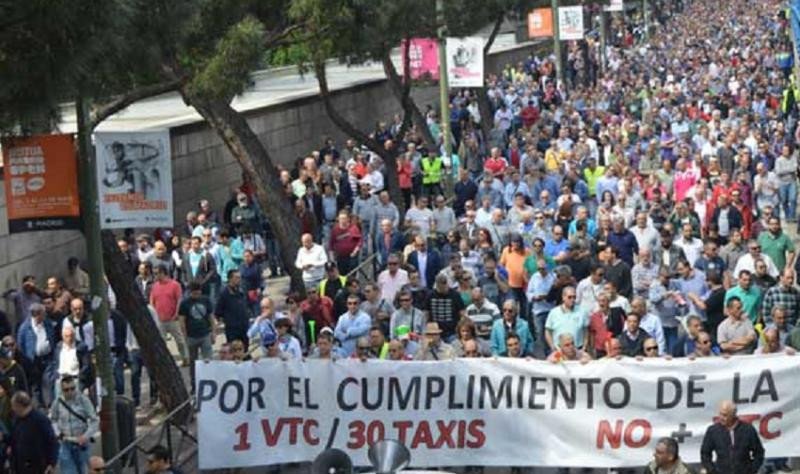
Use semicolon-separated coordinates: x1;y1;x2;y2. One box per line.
446;37;485;87
2;134;81;233
558;6;585;40
95;131;173;229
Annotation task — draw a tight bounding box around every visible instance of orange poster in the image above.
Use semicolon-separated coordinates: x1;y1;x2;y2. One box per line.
528;8;554;38
2;134;81;233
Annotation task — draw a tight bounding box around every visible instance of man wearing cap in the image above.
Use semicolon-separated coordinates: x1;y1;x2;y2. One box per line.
319;262;347;301
415;322;455;361
425;274;465;342
334;295;371;357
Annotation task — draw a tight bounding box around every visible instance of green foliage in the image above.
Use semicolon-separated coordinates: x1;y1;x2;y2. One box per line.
187;16;267;101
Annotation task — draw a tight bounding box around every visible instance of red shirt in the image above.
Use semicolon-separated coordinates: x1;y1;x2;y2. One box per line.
397;161;413;189
329;224;362;257
484;157;507;177
150;278;183;322
300;296;335;332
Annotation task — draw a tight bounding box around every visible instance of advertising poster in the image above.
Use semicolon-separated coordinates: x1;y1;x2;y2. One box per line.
2;134;81;233
446;37;485;87
95;131;173;229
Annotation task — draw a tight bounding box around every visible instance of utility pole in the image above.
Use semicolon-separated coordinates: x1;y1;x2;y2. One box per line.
599;8;608;76
436;0;452;194
551;0;564;89
76;95;120;468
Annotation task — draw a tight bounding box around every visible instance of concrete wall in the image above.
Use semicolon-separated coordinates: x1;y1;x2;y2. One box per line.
0;40;542;315
0;184;86;315
169;82;438;220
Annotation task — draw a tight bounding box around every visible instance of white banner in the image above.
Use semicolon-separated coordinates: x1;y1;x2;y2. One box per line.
95;131;173;229
559;6;585;40
446;37;485;87
197;356;800;470
604;0;624;12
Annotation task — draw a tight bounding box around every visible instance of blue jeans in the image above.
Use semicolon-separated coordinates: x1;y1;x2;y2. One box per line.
59;442;90;474
779;181;797;222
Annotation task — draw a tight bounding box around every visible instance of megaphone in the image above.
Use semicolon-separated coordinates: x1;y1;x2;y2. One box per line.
311;448;353;474
367;440;411;474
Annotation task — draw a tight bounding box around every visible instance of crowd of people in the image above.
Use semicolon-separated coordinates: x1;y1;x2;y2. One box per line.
1;0;800;472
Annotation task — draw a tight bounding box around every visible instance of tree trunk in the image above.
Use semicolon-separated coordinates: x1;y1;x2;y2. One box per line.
314;60;409;217
100;231;191;422
183;93;306;294
473;13;505;141
381;51;437;152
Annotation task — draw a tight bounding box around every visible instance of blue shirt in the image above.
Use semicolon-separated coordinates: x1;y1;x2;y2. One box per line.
545;305;589;348
527;271;555;315
504;181;531;208
334;311;372;357
675;270;708;318
568;218;598;237
544;238;570;261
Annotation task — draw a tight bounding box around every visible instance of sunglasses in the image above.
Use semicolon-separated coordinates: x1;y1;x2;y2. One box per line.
502;308;515;313
644;346;658;351
62;386;77;393
698;340;711;345
399;298;411;302
388;262;399;266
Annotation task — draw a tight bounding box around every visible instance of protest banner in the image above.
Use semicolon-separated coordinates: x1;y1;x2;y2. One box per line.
604;0;624;12
558;6;585;40
528;8;554;38
2;134;81;233
197;355;800;470
446;37;485;87
95;131;173;229
401;39;439;80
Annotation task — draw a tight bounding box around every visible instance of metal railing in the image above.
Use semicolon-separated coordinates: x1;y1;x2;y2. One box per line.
346;252;379;282
105;398;196;473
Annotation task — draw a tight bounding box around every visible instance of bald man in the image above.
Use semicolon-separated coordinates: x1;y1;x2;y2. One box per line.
700;400;764;474
88;456;106;474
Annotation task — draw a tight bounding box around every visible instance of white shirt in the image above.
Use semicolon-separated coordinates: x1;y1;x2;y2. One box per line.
733;253;779;279
676;237;704;267
575;278;604;312
377;269;409;303
33;320;50;356
416;252;429;287
294;244;328;283
58;343;80;377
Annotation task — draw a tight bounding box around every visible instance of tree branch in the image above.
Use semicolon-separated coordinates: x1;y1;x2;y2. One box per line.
381;50;437;150
89;78;182;130
484;12;505;56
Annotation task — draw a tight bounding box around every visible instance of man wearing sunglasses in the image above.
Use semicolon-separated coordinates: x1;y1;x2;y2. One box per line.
50;375;98;474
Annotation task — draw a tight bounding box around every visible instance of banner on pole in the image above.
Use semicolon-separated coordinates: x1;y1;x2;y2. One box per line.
559;6;585;40
95;131;173;229
401;38;439;80
604;0;624;12
528;8;554;38
197;356;800;470
2;134;81;233
445;37;485;87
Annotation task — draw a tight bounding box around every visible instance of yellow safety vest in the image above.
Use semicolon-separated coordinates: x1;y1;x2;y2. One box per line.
319;275;347;297
421;157;443;185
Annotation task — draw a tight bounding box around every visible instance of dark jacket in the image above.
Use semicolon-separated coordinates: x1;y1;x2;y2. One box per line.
180;251;217;288
10;408;59;474
214;285;251;330
618;330;650;357
406;250;444;289
711;205;744;235
700;420;764;474
0;361;28;394
375;231;406;268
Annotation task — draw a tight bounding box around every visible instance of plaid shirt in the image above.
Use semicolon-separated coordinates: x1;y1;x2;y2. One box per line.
761;284;800;325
